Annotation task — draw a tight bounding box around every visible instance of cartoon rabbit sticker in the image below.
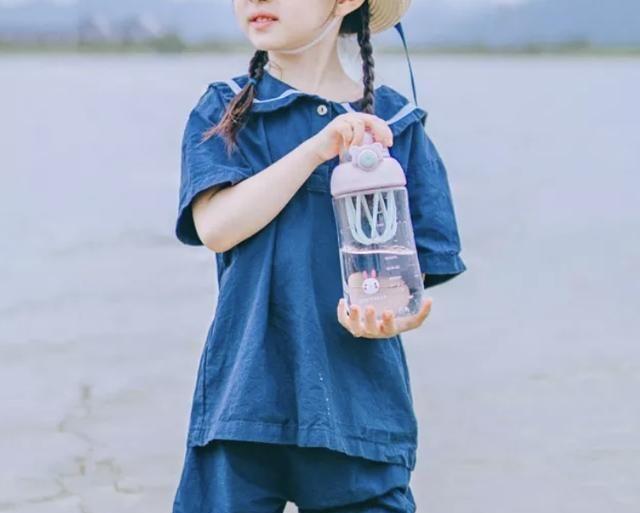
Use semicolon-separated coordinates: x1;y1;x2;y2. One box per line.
345;268;412;318
361;269;380;295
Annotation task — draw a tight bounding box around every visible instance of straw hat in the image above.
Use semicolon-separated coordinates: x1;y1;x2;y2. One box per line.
368;0;412;33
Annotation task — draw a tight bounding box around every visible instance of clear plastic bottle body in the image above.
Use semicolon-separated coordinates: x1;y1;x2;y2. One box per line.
332;186;424;320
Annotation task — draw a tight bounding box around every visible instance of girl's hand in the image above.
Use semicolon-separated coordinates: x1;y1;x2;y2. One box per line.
307;113;394;163
337;297;433;339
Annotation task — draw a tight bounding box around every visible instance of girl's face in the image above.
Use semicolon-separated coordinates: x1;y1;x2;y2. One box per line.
233;0;339;51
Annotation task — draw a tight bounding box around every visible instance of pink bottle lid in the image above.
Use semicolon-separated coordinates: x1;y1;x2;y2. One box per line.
330;131;406;197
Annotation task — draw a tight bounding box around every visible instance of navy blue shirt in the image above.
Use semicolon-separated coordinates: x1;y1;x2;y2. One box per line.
175;69;467;470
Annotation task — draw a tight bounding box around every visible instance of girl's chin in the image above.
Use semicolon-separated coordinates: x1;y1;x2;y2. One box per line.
248;36;290;52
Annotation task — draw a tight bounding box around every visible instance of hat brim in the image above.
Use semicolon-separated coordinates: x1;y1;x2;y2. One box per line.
369;0;412;33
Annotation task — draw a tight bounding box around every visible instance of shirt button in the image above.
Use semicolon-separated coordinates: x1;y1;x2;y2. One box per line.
317;104;328;116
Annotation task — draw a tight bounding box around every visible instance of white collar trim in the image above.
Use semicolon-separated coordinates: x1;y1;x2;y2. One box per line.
223;79;417;126
340;101;419;127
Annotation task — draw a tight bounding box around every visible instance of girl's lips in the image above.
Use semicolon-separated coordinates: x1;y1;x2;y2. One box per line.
250;18;278;30
249;15;278;30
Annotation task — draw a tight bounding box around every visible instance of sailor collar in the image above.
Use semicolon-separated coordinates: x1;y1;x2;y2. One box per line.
215;69;427;136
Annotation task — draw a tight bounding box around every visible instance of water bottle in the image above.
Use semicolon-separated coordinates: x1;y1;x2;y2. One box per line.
330;131;424;320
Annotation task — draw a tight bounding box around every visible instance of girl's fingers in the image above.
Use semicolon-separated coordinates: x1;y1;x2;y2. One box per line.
337;121;354;149
397;297;433;332
363;306;378;335
339;295;418;340
338;298;363;337
380;309;397;336
338;300;404;340
415;297;433;325
334;113;393;149
337;298;350;327
359;114;393;147
373;120;393;147
348;304;365;337
350;118;366;146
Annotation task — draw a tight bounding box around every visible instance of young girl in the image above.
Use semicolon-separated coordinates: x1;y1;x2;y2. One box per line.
172;1;466;511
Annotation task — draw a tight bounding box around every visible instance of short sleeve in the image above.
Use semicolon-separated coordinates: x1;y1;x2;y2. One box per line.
175;84;254;246
404;121;467;289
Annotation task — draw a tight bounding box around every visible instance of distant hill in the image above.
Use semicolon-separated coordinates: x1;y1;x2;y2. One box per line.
0;0;234;42
1;0;639;48
431;0;640;48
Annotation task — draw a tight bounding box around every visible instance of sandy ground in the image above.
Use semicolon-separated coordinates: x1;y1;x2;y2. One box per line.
1;53;639;512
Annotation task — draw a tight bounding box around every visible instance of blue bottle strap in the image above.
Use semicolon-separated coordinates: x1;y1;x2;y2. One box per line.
393;22;419;107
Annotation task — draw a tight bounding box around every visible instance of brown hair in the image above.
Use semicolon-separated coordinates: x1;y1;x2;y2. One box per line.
202;0;375;156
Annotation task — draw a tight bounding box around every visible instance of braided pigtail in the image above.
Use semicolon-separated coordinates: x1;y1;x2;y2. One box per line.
340;1;375;113
356;1;375;114
202;49;269;156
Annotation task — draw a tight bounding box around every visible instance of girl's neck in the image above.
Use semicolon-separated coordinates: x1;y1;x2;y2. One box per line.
266;39;363;104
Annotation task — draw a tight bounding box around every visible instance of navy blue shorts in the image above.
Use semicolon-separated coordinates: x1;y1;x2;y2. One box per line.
172;440;416;513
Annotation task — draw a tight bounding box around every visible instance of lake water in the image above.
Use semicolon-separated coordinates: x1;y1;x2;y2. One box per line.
0;53;639;512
